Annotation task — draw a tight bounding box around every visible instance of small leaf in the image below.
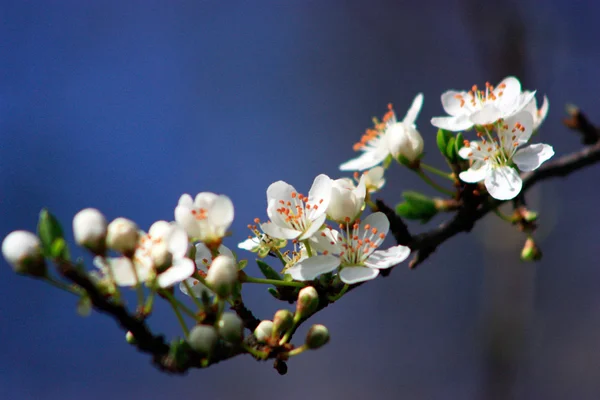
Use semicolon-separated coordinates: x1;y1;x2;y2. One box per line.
383;154;393;169
50;237;70;260
76;295;92;317
267;287;280;299
238;259;248;270
436;129;449;155
257;260;282;281
455;132;464;155
396;191;438;224
37;209;66;258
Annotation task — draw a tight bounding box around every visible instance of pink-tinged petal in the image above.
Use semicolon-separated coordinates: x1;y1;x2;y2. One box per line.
361;212;389;238
495;76;522;109
441;91;469;117
339;266;379;284
167;225;189;257
470;104;502;125
402;93;424;126
513;144;554;172
178;193;193;207
287;255;340;281
459;161;490;183
266;181;296;205
365;245;411;269
175;205;201;238
158;258;195;288
261;221;301;240
339;149;388;171
299;213;327;241
430;115;473;132
484;166;523;200
307;174;332;220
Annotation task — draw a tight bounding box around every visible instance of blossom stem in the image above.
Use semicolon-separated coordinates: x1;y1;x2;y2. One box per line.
143;289;155;315
420;163;454;180
492;208;515;223
328;284;349;302
273;248;287;266
243;276;305;288
167;297;190;337
302;240;313;257
44;276;83;296
192;273;234;306
160;290;198;320
287;344;308;357
243;343;268;360
183;280;204;310
414;169;455;196
101;256;122;302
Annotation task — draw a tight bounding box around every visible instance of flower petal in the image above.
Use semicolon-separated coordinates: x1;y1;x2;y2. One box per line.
430;115;473;132
307;174;332;220
287;255;340;281
513;144;555;172
441;91;468;117
470;104;502;125
484;166;523;200
495;76;522;110
298;213;327;241
175;204;201;238
504;111;534;145
179;278;210;298
339;266;379;284
261;221;301;240
238;237;260;251
309;227;343;255
459;161;490;183
158;258;195;288
365;245;411;269
208;195;234;229
402;93;424;126
361;212;389;239
167;225;189;257
339;148;389;171
178;193;193;207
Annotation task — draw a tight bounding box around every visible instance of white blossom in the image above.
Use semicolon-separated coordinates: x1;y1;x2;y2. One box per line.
360;167;386;193
175;192;234;244
326;175;366;223
523;92;549;131
179;243;233;298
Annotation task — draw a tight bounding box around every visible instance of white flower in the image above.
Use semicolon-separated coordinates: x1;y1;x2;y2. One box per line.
287;212;411;284
106;217;139;254
340;94;424;171
238;236;261;252
326;175;366;223
458;111;555;200
356;167;386;193
73;208;107;253
179;243;233;297
431;77;535;131
261;174;332;241
96;221;194;288
523;92;549;131
174;192;234;244
2;230;45;275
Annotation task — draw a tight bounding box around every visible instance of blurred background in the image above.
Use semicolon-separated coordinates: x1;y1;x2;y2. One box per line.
1;1;599;399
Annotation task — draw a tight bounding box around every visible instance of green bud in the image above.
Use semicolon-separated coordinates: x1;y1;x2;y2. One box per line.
217;312;244;344
254;320;273;343
395;191;438;223
76;295;92;317
125;331;137;345
296;286;319;319
305;324;330;350
188;325;218;355
272;309;294;338
455;132;464;155
521;237;542;261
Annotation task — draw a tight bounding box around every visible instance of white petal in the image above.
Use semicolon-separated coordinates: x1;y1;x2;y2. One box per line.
167;225;189;257
266;181;296;205
365;245;411;269
109;257;147;287
402;93;424;126
430;115;473;132
179;278;210;297
299;213;327;241
307;174;332;220
470;104;502;125
440;91;468;117
148;220;171;238
287;255;340;281
178;193;194;207
484;166;523;200
458;146;473;160
513;144;554;172
339;266;379;284
208;195;234;229
504;111;534;145
339;148;389;171
194;192;218;208
309;227;343;255
175;205;201;238
495;76;522;110
158;258;195;288
459;161;490;183
195;242;213;265
536;96;549;129
361;212;389;239
238;237;259;251
260;221;301;240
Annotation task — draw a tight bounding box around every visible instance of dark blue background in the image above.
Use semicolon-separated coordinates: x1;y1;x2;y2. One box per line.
2;1;599;399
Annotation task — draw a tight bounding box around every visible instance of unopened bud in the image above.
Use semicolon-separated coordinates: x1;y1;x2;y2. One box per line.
150;241;172;272
296;286;319;319
217;312;244;343
305;324;330;349
521;237;542;261
2;230;46;276
106;218;139;255
73;208;107;254
188;325;218;355
254;320;273;343
272;309;294;338
206;255;237;298
522;210;538;223
125;331;136;345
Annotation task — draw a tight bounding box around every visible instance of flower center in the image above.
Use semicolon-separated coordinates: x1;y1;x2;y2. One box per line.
454;82;506;108
190;208;208;220
319;221;386;266
275;192;324;232
353;104;396;151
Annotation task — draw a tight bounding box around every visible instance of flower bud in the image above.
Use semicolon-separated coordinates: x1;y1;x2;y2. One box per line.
387;123;424;164
188;325;218;355
254;320;273;343
106;218;139;255
326;177;366;223
296;286;319;319
125;331;137;345
362;167;386;193
305;324;330;349
73;208;107;254
150;241;173;272
521;237;542;261
272;309;293;338
206;255;237;298
2;230;46;276
217;312;244;344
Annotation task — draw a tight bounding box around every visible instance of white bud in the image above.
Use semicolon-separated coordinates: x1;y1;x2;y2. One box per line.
73;208;107;254
2;230;46;276
150;241;172;272
305;324;330;349
272;309;293;338
386;123;424;163
326;176;366;223
106;218;139;254
296;286;319;319
254;320;273;343
206;255;237;298
217;312;244;343
188;325;218;355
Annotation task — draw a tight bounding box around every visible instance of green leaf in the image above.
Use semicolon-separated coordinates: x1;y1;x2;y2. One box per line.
50;238;70;260
436;129;449;155
256;260;282;281
238;259;248;270
267;287;280;299
454;132;464;156
383;154;393;169
395;191;438;224
76;295;92;317
446;137;456;162
37;209;69;259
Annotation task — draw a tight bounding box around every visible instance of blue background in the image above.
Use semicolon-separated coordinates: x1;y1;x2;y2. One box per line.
2;1;600;399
